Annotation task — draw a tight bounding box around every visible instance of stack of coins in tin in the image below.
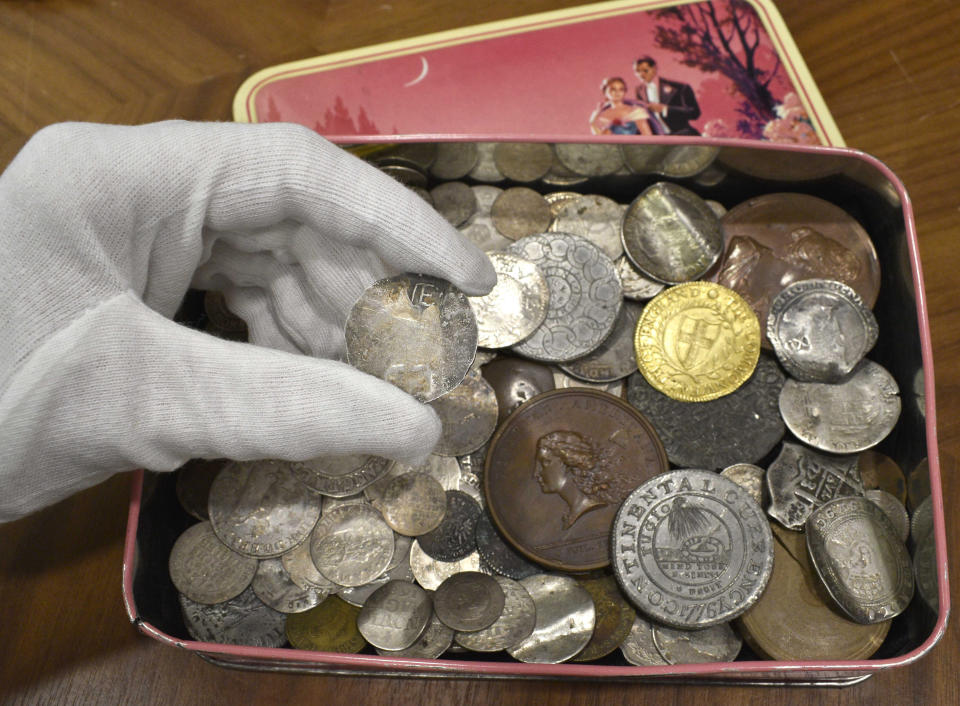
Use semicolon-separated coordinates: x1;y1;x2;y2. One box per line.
173;141;930;665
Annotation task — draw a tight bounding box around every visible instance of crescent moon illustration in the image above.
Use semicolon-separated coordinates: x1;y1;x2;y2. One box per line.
403;56;429;87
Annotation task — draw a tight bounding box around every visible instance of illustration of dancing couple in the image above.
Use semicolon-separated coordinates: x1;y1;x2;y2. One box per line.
589;55;701;136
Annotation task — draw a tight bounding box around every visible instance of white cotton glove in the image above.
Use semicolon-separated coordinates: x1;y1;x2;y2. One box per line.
0;121;496;522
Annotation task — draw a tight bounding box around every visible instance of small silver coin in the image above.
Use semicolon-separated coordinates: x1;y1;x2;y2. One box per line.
377;472;447;536
621;182;724;284
430;181;478;227
357;580;433;650
366;454;463;507
720;463;766;507
289;454;394;498
507;233;622;363
409;540;481;590
767;279;878;382
433;571;506;632
454;575;537;651
651;622;742;664
251;558;326;614
179;586;287;647
377;162;429;189
376;613;455;658
558;301;642;383
208;459;322;558
552;369;624;397
429;142;479;180
493;142;554;182
865;488;910;543
507;574;596;663
619;144;673;175
615;255;666;301
168;521;258;605
657;145;721;179
417;490;482;562
429;369;500;457
474;513;540;580
612;470;774;629
281;539;340;593
548;194;624;260
468;142;506;183
468;251;550;349
310;503;395;587
619;614;669;666
806;495;915;624
337;552;415;607
766;441;863;530
491;187;553;240
553;143;624;177
779;359;901;454
345;274;478;402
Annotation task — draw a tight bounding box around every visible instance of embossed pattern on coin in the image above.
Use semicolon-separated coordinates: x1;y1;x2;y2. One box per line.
357;580;433;650
180;587;287;647
549;194;624;260
559;301;642;383
468;251;549;349
454;575;537;652
865;488;910;543
409;540;481;591
290;454;394;498
474;513;540;580
377;472;447;536
252;558;326;613
571;574;636;662
417;490;482;561
491;187;553;240
652;623;742;664
433;571;506;632
281;539;339;593
310;504;394;587
507;574;596;663
285;595;366;653
169;521;258;604
376;613;455;658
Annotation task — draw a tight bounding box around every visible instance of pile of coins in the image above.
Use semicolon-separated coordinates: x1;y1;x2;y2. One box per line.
171;142;936;667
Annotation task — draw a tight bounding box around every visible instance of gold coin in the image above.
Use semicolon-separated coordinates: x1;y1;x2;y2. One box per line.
634;282;760;401
285;596;366;653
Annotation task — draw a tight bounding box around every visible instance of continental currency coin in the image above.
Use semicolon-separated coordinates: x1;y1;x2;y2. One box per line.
619;144;673;175
507;233;622;363
356;580;433;650
571;574;636;662
553;143;623;176
468;251;549;349
281;539;339;594
377;472;447;536
612;470;774;629
468;142;505;182
625;354;784;469
621;182;724;284
651;623;742;664
376;613;455;658
619;614;669;666
859;449;907;503
493;142;554;182
285;595;366;653
491;187;553;240
429;369;498;456
485;389;668;571
175;458;226;520
657;145;720;179
169;521;258;604
179;587;287;647
806;496;914;624
552;369;624;397
507;574;596;663
616;256;665;301
548;194;624;260
720;464;766;507
430;181;477;227
454;575;536;651
865;489;910;543
251;558;326;614
208;459;321;558
289;454;394;498
309;504;394;587
474;513;540;580
481;356;556;424
767;279;878;382
409;540;481;590
779;359;901;453
429;142;479;180
559;301;642;383
417;490;482;561
459;186;512;252
766;442;862;530
433;571;506;632
345;274;477;402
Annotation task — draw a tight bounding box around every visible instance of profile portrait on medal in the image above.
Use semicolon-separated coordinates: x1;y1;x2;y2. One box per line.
588;76;653;136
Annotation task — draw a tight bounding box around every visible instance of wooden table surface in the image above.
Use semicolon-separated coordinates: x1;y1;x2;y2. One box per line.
1;1;957;703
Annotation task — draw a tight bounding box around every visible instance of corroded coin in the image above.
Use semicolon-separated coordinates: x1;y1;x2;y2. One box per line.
481;356;556;424
485;389;668;571
548;194;624;260
553;143;623;176
454;575;537;652
289;454;394;498
409;540;481;590
468;251;549;349
474;513;540;580
720;463;766;507
865;488;910;543
309;503;394;587
493;142;554;182
169;521;258;604
634;282;761;402
491;187;553;240
507;233;623;363
377;472;447;536
429;369;499;456
417;490;482;562
285;595;366;653
806;495;914;624
571;574;636;662
612;470;774;629
615;256;665;301
365;454;462;507
552;369;624;397
430;180;477;227
621;182;724;284
179;586;287;648
779;359;901;454
345;274;477;402
468;142;505;183
208;459;322;558
429;142;479;180
376;613;455;658
507;574;596;663
651;623;742;664
357;580;433;650
433;571;506;632
619;614;669;666
175;458;226;521
251;558;326;614
559;301;642;383
281;538;339;594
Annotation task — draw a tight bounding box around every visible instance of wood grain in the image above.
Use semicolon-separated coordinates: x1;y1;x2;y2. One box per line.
1;1;958;703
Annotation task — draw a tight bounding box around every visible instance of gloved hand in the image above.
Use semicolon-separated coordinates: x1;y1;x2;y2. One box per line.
0;121;495;522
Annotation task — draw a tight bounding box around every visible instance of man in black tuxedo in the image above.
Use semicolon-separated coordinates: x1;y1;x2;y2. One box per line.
633;55;701;136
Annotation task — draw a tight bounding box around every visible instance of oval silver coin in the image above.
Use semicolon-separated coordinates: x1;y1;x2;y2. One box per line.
168;521;258;605
619;614;669;666
309;503;394;587
468;251;549;349
429;369;500;457
356;580;433;650
507;574;596;663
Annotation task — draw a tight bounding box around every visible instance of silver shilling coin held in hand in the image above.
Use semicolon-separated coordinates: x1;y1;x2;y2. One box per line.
612;469;774;629
507;574;596;663
357;580;434;650
168;521;258;605
433;571;506;632
467;251;549;349
345;273;478;402
309;503;395;587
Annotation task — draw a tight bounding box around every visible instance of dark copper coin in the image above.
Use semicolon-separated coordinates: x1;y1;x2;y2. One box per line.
484;389;668;571
571;573;636;662
417;490;482;562
481;356;556;425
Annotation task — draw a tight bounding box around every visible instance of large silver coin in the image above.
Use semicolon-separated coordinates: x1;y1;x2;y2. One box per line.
375;613;455;658
548;194;624;260
433;571;506;632
365;454;462;508
767;279;878;382
493;142;554;182
337;550;415;607
651;622;742;664
430;181;477;227
409;540;481;590
559;301;642;383
507;233;622;362
179;586;286;647
468;142;506;183
616;255;665;301
251;558;326;614
468;251;549;349
168;521;258;605
345;274;478;402
491;187;553;240
621;182;724;284
806;496;915;624
429;369;500;456
357;580;433;650
376;472;447;536
619;614;669;666
459;186;512;252
281;539;340;593
309;503;394;587
507;574;596;663
289;454;394;498
779;359;901;453
612;470;774;629
553;143;624;176
208;459;321;558
454;575;537;652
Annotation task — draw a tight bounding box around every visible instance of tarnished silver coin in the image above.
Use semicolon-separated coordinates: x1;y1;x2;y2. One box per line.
321;493;367;512
290;454;394;498
417;490;482;561
913;531;939;615
865;488;910;543
612;470;774;629
169;521;258;605
621;182;724;284
720;463;766;507
429;369;500;457
548;194;624;260
619;144;673;175
657;145;721;179
619;614;669;666
455;575;537;652
552;369;624;397
544;191;583;218
459;185;513;252
208;459;322;558
507;233;622;363
179;586;287;647
366;454;463;508
474;513;540;580
806;495;914;624
491;187;553;240
493;142;554;182
779;359;901;453
616;255;666;301
468;251;549;349
357;580;433;650
377;162;429;189
553;143;624;177
310;503;394;587
430;181;477;227
376;613;455;658
281;538;340;594
911;494;933;544
559;301;642;383
429;142;479;180
542;152;590;186
767;279;878;382
705;199;727;218
337;549;415;607
377;472;447;536
409;540;481;590
251;558;326;614
345;274;478;402
468;142;506;183
652;622;742;664
766;442;862;530
507;574;596;663
433;571;506;632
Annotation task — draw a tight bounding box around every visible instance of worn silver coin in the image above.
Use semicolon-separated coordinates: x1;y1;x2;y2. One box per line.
251;558;326;614
652;622;742;664
657;145;721;179
468;251;550;349
366;454;463;508
430;180;477;227
345;274;478;402
474;512;540;580
507;574;596;663
619;144;673;175
289;453;394;498
542;152;590;186
377;472;447;536
179;586;287;647
913;531;939;615
551;369;624;396
168;521;258;605
553;143;624;177
459;185;513;252
429;369;500;457
376;613;455;658
616;255;666;301
493;142;554;182
865;488;910;543
491;187;553;240
357;580;433;650
548;194;624;260
468;142;506;182
544;191;583;218
409;540;481;590
377;162;429;189
417;490;482;562
309;503;394;587
337;550;415;607
281;538;340;593
454;575;537;651
619;614;669;666
429;142;479;180
720;463;766;507
433;571;506;632
559;301;642;383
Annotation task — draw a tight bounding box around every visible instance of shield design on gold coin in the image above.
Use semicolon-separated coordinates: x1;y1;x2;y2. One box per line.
674;313;722;371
